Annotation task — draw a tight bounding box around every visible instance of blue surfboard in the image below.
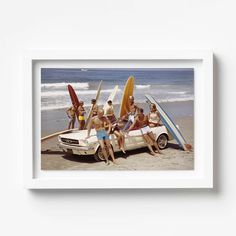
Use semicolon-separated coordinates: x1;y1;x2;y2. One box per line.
145;94;188;151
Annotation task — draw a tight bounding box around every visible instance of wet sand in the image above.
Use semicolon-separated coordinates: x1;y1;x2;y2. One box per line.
41;101;194;170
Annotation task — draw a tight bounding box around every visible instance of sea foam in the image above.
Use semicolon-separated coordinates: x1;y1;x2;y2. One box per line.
136;84;151;89
41;82;89;90
41;88;121;98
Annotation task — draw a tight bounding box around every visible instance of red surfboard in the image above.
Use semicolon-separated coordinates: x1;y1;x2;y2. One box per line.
41;85;79;142
68;84;80;108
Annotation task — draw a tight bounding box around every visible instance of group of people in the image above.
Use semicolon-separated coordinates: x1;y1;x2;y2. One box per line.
66;96;163;165
66;100;92;130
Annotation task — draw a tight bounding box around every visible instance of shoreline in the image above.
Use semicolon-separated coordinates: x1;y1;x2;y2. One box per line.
41;99;194;112
41;100;194;137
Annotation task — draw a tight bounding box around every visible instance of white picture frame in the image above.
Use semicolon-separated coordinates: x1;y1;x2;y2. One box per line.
23;50;213;189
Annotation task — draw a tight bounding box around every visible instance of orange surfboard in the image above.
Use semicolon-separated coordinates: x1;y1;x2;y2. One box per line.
119;76;135;118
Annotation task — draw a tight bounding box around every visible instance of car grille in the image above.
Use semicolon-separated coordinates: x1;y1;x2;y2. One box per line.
61;138;79;145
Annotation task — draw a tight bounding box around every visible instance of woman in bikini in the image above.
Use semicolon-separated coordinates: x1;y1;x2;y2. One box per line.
148;103;161;127
127;108;162;156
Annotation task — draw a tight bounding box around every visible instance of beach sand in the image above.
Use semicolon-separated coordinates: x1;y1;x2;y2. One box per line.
41;101;194;170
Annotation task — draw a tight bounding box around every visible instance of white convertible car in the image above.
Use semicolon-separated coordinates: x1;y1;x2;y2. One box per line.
58;125;172;161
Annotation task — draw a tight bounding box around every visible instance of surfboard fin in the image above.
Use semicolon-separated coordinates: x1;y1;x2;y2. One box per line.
184;144;193;151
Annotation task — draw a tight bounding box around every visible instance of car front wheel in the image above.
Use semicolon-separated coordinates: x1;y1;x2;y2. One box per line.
157;134;168;149
94;146;106;161
94;145;114;162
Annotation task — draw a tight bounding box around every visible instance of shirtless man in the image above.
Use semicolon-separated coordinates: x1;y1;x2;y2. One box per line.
105;100;117;123
105;100;126;154
78;101;86;130
86;109;118;165
66;105;77;129
91;99;98;117
127;108;162;156
123;96;139;130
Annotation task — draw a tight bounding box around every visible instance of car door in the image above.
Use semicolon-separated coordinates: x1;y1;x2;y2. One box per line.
124;129;145;150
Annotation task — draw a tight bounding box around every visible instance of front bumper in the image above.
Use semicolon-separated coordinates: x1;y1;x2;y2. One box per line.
58;142;96;155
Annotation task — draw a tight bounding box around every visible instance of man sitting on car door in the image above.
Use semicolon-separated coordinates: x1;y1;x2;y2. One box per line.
127;108;163;157
86;108;118;165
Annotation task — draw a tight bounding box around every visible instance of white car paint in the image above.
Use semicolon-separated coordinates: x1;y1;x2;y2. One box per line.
58;125;171;160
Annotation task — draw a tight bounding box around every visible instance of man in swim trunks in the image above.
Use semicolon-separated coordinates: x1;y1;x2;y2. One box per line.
78;101;86;130
127;108;162;156
105;100;126;154
66;105;77;129
105;100;117;123
122;96;139;130
86;108;118;165
91;99;98;117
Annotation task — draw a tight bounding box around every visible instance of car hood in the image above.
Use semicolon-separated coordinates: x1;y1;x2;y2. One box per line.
59;129;97;143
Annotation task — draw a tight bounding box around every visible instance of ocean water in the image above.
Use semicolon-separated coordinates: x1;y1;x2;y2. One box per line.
41;68;194;111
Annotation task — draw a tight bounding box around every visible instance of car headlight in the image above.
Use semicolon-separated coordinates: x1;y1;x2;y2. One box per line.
83;139;89;145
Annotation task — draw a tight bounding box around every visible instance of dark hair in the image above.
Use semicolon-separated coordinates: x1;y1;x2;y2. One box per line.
150;103;157;111
139;108;144;113
91;99;96;103
108;100;112;104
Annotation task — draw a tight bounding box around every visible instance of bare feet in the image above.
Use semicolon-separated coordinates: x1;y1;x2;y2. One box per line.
150;152;156;156
105;161;110;165
113;160;119;165
120;148;126;154
155;150;163;154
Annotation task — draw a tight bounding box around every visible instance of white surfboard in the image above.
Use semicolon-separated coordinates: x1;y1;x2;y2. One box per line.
145;94;189;151
103;85;119;111
84;80;103;128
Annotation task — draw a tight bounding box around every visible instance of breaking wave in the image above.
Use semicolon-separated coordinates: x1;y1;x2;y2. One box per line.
41;88;121;98
167;91;187;95
136;84;151;89
41;82;89;90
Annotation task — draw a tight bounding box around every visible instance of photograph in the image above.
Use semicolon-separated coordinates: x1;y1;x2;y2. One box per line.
41;68;194;170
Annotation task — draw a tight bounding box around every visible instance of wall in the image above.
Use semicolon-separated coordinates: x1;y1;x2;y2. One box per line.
0;0;235;235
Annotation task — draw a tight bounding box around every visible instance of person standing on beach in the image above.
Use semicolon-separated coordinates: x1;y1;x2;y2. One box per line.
148;103;161;127
78;101;86;130
122;96;139;130
105;100;126;154
86;108;118;165
66;105;77;129
105;100;117;123
91;99;98;117
127;108;162;156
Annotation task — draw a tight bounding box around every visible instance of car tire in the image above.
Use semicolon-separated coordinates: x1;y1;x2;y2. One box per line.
94;146;106;161
157;134;168;149
94;144;114;162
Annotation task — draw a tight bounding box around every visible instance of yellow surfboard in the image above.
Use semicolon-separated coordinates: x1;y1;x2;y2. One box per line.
119;76;135;118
